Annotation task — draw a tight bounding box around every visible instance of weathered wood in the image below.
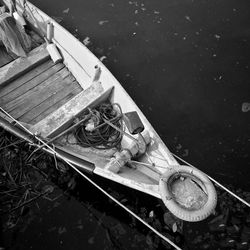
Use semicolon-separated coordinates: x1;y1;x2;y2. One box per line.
0;46;15;68
19;81;82;124
28;89;80;124
0;60;54;98
0;62;64;104
3;67;70;112
0;44;49;87
30;82;113;138
6;70;74;118
10;73;75;118
11;74;77;119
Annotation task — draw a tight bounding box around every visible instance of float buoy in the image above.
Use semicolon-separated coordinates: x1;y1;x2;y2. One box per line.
159;165;217;222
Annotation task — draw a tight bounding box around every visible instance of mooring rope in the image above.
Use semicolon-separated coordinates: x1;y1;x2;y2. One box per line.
0;107;182;250
172;153;250;209
129;144;250;209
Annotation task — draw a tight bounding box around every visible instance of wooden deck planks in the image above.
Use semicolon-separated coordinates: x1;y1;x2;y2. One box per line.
24;85;82;124
4;67;72;116
30;82;112;138
0;61;64;103
18;78;81;123
0;44;49;87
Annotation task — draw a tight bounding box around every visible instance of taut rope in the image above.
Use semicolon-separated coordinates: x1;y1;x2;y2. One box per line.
0;107;182;250
172;153;250;208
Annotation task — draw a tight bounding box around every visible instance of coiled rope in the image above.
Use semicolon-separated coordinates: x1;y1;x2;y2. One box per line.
0;107;182;250
73;102;124;149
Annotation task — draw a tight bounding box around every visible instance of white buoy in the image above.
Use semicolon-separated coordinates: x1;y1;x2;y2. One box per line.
43;36;62;64
46;43;62;64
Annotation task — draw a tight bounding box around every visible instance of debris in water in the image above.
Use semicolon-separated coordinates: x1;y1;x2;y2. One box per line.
58;226;67;234
77;224;83;230
99;20;109;25
172;222;178;233
48;226;57;232
83;37;91;46
241;102;250;112
63;8;70;14
146;233;153;246
149;210;154;218
99;56;107;62
42;185;54;193
163;211;181;233
51;16;63;23
185;16;192;22
67;177;76;190
57;162;68;173
182;149;189;157
88;236;95;244
111;223;126;236
214;34;221;40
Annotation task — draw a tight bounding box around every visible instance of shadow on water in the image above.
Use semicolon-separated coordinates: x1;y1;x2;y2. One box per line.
1;0;250;249
0;134;183;250
1;131;250;250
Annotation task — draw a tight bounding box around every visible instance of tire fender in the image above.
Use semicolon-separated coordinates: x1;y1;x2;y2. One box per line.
159;165;217;222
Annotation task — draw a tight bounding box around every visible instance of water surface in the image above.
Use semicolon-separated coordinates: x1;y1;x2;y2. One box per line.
2;0;250;249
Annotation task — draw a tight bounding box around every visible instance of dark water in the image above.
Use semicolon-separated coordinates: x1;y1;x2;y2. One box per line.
31;0;250;186
2;0;250;249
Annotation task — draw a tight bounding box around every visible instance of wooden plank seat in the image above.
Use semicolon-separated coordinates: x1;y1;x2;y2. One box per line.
0;44;84;126
0;44;49;87
30;82;114;138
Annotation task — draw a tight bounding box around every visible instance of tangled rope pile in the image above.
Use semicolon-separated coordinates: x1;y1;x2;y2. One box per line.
74;103;123;149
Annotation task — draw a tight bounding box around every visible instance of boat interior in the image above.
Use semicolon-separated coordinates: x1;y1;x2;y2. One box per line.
0;2;219;223
0;30;83;124
0;13;171;198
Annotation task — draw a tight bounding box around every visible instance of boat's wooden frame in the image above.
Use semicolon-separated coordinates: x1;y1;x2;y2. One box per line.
0;1;217;222
14;1;178;198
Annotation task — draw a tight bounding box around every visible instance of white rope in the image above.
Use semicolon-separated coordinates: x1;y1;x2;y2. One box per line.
0;108;182;250
172;153;250;208
130;160;171;170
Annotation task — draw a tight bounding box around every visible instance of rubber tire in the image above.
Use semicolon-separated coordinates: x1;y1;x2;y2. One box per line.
159;165;217;222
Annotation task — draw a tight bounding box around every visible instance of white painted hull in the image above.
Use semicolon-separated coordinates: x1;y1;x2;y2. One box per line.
12;1;183;199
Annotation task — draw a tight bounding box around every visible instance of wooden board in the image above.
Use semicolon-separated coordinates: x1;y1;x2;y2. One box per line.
0;44;49;87
3;66;69;111
4;68;72;117
0;62;64;104
30;82;113;138
19;80;82;124
27;86;82;124
0;59;53;98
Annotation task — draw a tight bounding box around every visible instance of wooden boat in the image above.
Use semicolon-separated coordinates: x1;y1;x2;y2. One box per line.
0;1;217;222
